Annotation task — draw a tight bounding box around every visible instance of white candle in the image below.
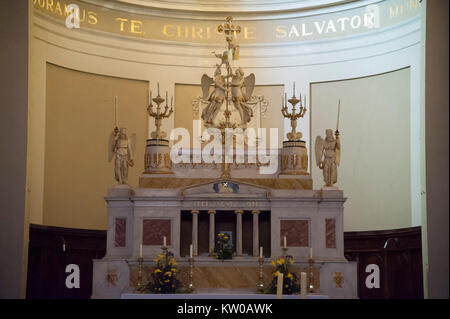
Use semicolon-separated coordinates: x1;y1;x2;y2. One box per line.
310;247;313;259
157;82;160;95
190;244;193;258
171;96;173;107
114;96;118;127
293;82;295;96
260;246;263;258
285;93;287;107
139;244;143;258
301;272;307;298
283;236;287;249
149;91;152;104
163;236;166;247
276;272;284;299
165;91;168;105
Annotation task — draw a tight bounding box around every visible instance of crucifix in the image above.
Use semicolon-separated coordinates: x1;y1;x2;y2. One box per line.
217;16;241;49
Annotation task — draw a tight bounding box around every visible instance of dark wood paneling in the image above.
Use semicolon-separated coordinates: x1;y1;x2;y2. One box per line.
26;224;106;299
344;226;423;299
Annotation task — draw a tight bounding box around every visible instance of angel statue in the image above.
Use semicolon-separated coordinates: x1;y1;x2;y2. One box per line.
108;127;136;185
315;129;341;187
201;65;227;125
231;67;255;125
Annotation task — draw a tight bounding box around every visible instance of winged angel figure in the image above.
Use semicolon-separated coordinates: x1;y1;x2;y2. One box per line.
315;129;341;187
108;127;136;185
201;65;255;126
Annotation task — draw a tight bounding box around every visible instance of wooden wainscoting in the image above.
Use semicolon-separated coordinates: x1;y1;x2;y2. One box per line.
26;224;423;298
344;226;423;299
26;224;106;299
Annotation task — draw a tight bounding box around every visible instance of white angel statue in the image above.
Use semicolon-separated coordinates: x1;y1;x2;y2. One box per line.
231;67;255;125
315;129;341;187
108;127;136;185
201;65;227;125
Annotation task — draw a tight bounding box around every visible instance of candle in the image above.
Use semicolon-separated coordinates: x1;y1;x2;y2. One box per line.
139;244;143;258
304;95;307;108
163;236;166;247
171;96;173;107
281;95;283;107
260;246;263;258
276;272;284;299
149;91;152;104
190;244;193;258
284;93;287;107
301;272;307;298
310;247;313;259
166;91;168;106
293;82;295;97
283;236;287;249
157;82;160;96
114;96;118;127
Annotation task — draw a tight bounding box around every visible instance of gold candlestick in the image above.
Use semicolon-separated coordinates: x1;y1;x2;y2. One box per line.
136;257;144;292
147;91;173;139
188;257;194;290
281;90;307;141
281;247;288;257
257;257;264;290
308;258;315;293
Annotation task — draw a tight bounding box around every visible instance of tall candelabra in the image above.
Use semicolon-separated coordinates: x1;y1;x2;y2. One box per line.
281;84;307;141
147;83;173;139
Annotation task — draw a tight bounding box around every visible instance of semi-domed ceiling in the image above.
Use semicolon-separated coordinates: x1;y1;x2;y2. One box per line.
88;0;356;14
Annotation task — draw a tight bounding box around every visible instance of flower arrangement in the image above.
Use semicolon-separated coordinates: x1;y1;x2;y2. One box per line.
215;232;233;261
145;250;181;293
265;256;300;295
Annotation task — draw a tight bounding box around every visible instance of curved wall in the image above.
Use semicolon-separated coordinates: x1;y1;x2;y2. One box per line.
28;0;425;231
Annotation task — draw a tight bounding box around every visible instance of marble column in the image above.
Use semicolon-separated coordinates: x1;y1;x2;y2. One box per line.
235;210;243;256
252;210;260;257
191;210;199;256
208;210;216;256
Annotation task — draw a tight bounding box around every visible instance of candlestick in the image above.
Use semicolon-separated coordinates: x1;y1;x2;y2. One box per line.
300;272;307;299
276;272;284;299
114;96;118;127
308;257;315;293
163;236;166;247
136;256;144;291
336;99;341;132
257;256;264;289
188;256;194;290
